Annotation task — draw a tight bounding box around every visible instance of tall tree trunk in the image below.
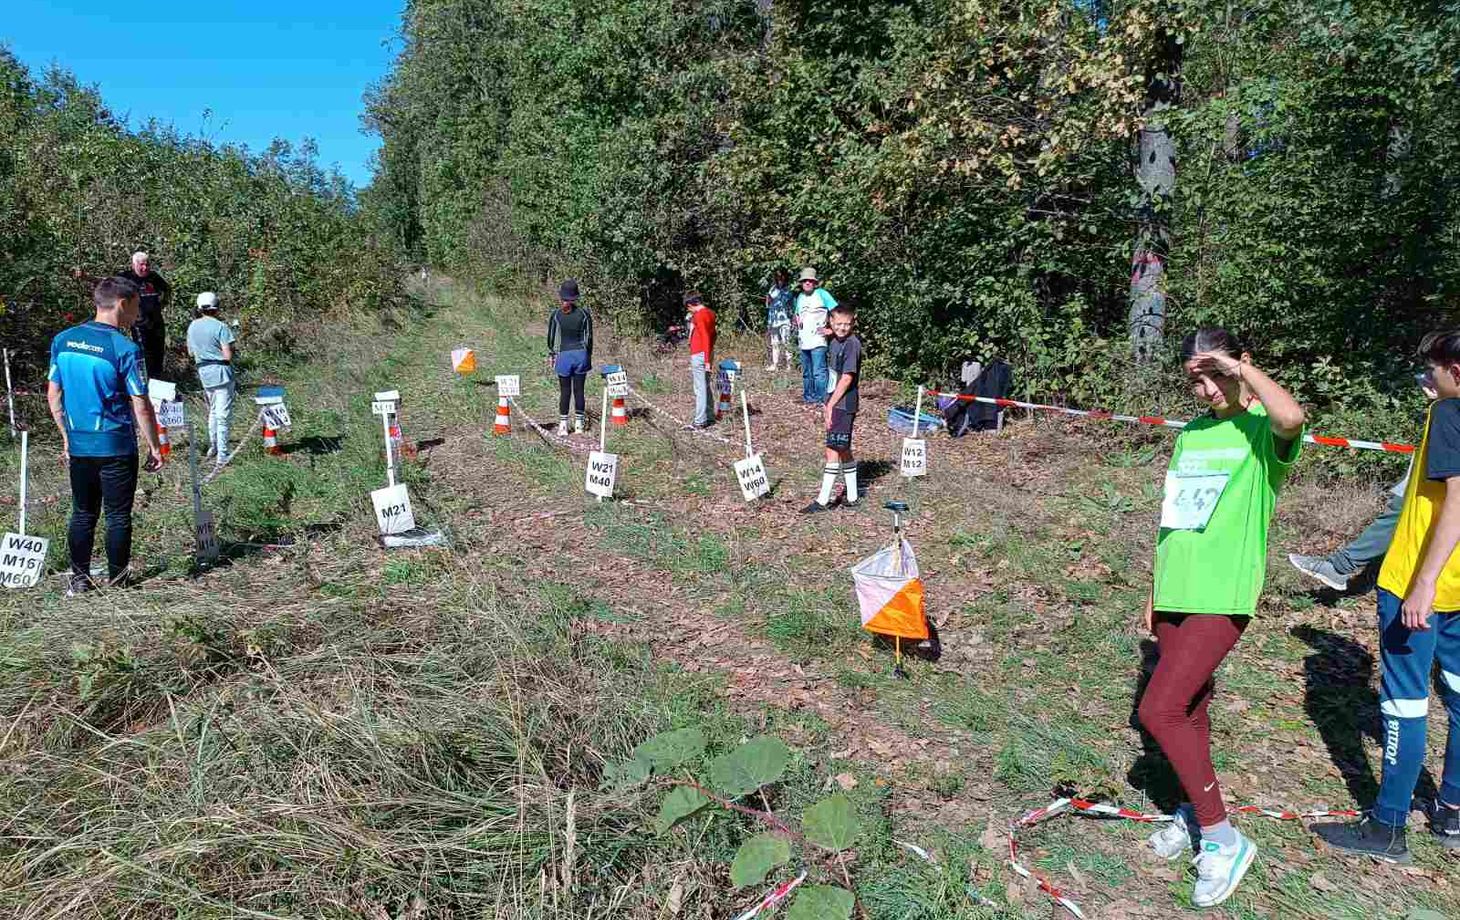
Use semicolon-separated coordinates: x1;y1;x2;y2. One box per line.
1127;31;1182;360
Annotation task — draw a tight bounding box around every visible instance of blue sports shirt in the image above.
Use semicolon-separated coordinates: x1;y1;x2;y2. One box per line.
47;321;148;457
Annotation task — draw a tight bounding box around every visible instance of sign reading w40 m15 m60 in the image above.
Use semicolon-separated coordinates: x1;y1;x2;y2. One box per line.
0;532;49;589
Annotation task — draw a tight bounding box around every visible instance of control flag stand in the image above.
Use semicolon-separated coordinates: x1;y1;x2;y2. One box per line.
850;500;929;679
371;390;446;549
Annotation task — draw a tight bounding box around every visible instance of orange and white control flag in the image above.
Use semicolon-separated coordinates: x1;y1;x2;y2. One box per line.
851;539;929;640
451;347;476;375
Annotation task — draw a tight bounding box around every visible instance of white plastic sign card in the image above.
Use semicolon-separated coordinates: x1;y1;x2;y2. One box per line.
147;379;177;402
604;370;629;398
371;482;416;535
259;402;292;429
371;400;397;416
374;390;401;403
495;375;521;398
1160;471;1230;531
195;510;220;564
0;532;48;589
900;438;927;478
585;451;618;498
733;453;770;501
156;399;186;428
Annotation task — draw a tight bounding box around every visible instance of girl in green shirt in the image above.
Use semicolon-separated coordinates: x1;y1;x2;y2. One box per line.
1138;328;1304;909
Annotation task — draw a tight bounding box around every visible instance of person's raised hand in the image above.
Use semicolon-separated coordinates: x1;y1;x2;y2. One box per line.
1188;350;1243;379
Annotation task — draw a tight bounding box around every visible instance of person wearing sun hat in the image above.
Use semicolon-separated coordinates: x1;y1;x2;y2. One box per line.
793;266;837;406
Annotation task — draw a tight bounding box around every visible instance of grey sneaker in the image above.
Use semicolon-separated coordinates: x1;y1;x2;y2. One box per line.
555;420;569;437
1148;803;1198;859
65;573;94;598
1288;553;1349;591
573;416;586;435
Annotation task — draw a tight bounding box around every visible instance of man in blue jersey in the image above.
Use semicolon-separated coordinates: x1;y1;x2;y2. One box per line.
46;276;164;594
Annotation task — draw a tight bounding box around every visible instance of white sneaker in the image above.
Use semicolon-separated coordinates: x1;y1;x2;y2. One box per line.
573;417;586;435
1148;803;1198;859
1191;832;1257;908
555;421;569;437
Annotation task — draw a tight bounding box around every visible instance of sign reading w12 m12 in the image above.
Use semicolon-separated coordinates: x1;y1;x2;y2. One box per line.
586;451;618;498
900;438;927;477
0;532;49;589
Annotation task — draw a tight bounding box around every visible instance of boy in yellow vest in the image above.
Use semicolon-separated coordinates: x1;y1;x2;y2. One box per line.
1313;330;1460;861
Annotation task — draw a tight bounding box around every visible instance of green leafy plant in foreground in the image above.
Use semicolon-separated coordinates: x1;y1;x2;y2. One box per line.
611;728;862;919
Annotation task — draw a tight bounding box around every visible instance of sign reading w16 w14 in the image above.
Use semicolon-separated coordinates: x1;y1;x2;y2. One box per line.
0;532;49;589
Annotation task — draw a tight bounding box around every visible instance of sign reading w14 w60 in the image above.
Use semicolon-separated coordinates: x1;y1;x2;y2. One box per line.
0;532;49;589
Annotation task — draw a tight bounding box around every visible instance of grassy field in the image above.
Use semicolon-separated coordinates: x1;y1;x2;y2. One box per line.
1;280;1454;919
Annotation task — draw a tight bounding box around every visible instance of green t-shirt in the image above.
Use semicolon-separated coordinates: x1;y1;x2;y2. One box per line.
1153;404;1301;615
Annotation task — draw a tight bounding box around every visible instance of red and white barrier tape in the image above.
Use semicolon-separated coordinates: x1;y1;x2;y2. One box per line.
507;398;593;455
1008;796;1361;919
926;391;1414;455
627;386;737;447
731;871;807;920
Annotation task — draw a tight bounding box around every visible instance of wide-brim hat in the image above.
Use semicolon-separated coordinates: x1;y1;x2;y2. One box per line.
798;267;818;283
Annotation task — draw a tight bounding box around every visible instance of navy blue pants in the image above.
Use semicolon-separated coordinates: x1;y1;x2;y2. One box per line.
68;453;139;580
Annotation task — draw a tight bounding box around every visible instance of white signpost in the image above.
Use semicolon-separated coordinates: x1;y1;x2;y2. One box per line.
156;399;186;428
371;482;416;535
1;432;48;589
585;388;618;500
900;385;928;479
495;375;521;398
604;368;629;399
372;389;401;417
258;400;291;430
732;390;770;501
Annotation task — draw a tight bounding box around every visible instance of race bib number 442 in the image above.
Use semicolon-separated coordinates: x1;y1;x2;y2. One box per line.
1160;472;1230;531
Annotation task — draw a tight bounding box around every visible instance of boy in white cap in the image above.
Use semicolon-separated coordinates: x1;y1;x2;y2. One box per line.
186;292;237;461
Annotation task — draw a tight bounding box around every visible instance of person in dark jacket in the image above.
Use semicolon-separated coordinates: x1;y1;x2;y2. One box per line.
547;279;594;435
118;251;172;380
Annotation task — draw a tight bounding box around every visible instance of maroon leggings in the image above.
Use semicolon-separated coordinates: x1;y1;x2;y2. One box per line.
1137;612;1249;827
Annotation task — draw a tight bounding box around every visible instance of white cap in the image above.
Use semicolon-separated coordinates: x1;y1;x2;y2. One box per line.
196;292;219;311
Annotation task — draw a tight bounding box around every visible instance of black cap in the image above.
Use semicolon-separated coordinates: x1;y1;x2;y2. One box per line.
559;279;580;302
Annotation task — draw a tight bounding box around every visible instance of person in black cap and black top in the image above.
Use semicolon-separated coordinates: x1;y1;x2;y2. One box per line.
547;279;594;435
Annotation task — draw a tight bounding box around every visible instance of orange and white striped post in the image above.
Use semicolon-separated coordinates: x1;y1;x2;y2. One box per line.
610;395;628;427
156;422;171;459
493;396;512;435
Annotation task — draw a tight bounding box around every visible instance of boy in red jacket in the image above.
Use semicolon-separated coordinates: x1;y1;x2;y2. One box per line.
687;291;717;428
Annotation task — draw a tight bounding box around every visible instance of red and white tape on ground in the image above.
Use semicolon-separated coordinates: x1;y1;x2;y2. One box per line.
926;391;1415;455
627;386;737;447
1008;796;1361;919
731;871;807;920
506;398;593;455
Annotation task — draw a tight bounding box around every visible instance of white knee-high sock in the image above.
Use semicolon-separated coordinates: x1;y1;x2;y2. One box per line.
843;461;859;502
817;464;839;506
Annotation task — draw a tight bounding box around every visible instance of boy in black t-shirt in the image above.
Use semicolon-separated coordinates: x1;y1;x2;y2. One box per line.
803;305;862;513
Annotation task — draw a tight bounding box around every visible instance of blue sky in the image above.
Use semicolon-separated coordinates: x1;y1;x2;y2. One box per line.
4;2;404;188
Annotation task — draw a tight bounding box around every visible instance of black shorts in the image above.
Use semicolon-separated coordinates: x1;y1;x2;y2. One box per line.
826;409;856;450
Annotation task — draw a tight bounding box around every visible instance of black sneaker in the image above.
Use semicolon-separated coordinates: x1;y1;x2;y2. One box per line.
840;496;863;510
65;573;94;598
800;499;834;514
1430;801;1460;850
1311;814;1410;863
